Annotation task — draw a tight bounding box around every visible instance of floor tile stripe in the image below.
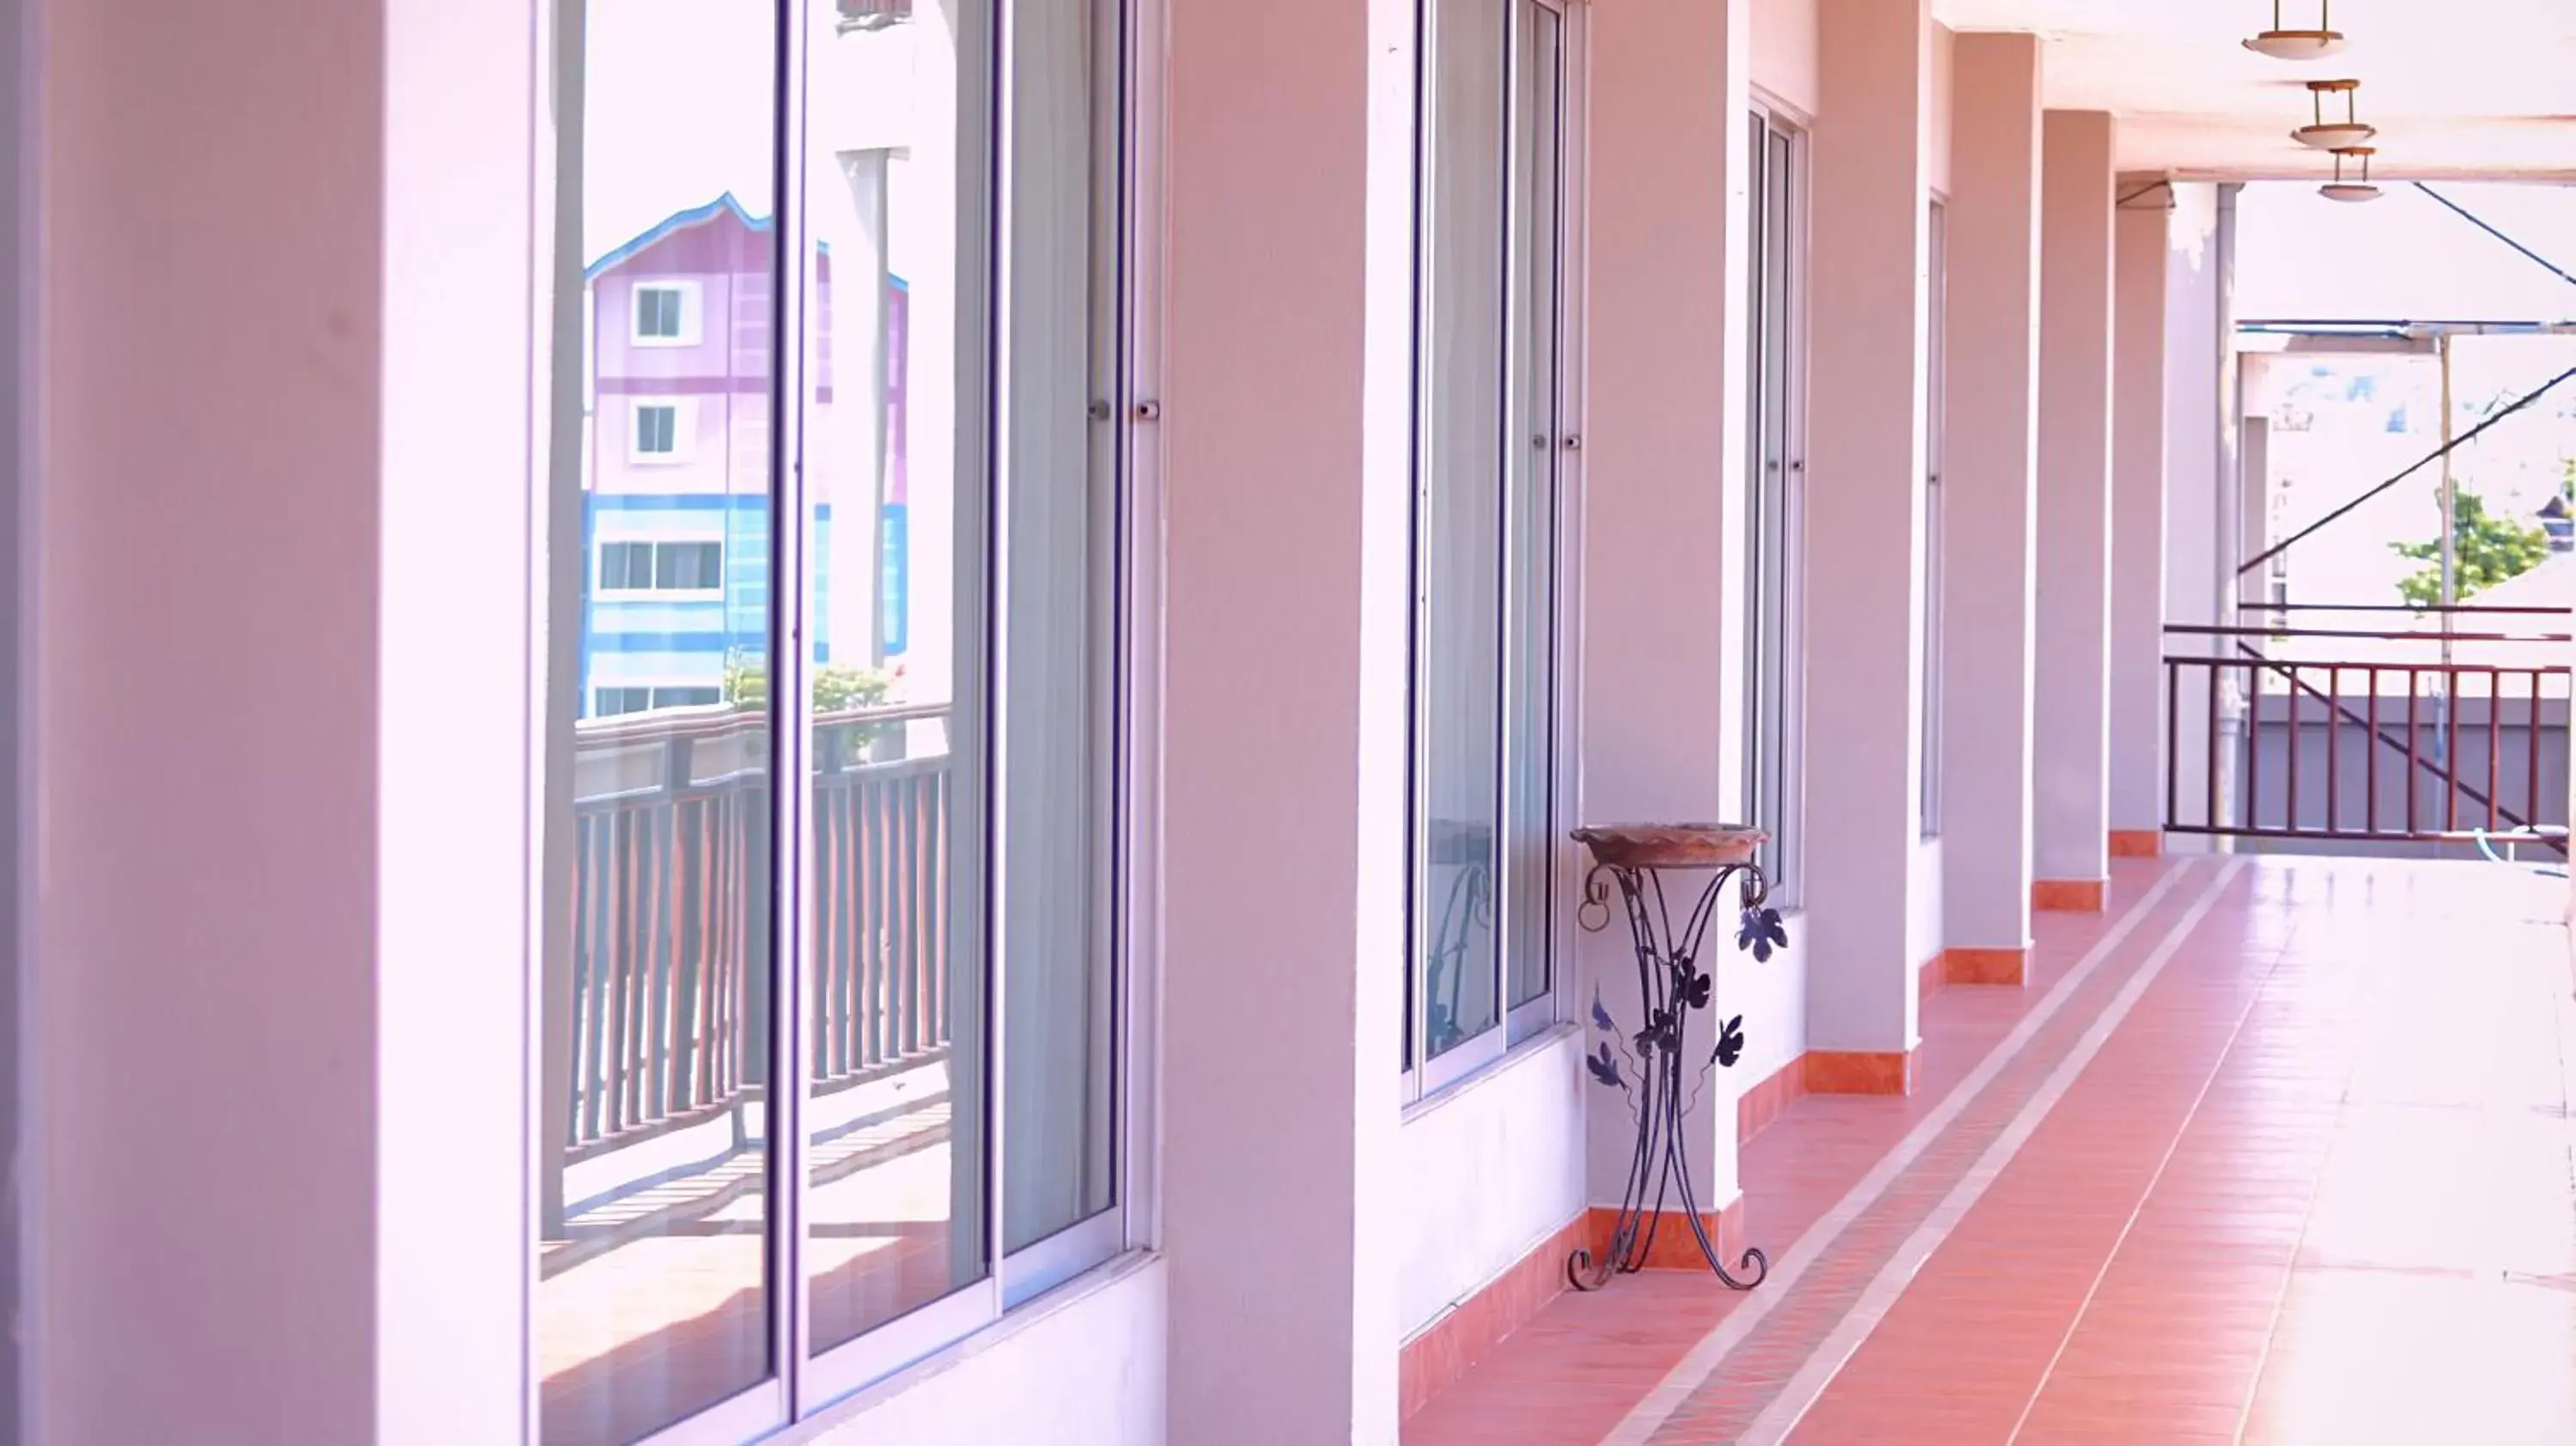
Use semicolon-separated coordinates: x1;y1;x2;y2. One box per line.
1593;860;2224;1446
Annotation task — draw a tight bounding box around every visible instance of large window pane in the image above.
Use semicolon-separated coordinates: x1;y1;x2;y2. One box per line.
1503;0;1561;1013
799;0;995;1353
538;2;781;1441
995;0;1119;1256
1746;117;1801;901
1417;0;1509;1063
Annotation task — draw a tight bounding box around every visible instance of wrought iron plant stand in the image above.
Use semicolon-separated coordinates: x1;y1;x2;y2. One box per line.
1566;823;1788;1293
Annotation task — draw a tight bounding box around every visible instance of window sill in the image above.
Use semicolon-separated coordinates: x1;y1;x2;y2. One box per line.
1401;1021;1580;1127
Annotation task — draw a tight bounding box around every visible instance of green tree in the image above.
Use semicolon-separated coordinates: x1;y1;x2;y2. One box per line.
2392;488;2549;610
721;653;895;710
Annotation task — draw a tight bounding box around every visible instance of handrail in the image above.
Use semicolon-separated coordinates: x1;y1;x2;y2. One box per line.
2162;616;2570;854
2236;600;2573;616
2174;623;2576;639
574;697;951;749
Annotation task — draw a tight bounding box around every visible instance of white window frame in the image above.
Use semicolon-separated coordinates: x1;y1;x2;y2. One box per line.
792;0;1158;1413
1920;195;1947;841
591;682;726;717
530;0;1166;1439
628;395;697;465
630;278;704;347
593;535;726;601
1744;97;1810;909
1402;0;1585;1104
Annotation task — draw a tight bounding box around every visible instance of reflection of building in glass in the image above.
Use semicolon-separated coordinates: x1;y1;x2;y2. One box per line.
580;194;908;718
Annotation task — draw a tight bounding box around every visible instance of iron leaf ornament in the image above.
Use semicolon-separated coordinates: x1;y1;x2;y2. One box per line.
1584;897;1789;1103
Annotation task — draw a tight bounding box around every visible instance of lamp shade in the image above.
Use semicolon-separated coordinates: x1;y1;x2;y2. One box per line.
2293;121;2375;149
2244;28;2346;59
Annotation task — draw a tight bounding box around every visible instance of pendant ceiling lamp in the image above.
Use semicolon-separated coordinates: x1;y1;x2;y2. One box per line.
2245;0;2347;60
2294;79;2376;149
2320;145;2380;202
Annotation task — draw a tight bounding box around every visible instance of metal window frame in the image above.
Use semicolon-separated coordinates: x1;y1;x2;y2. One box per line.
1403;0;1584;1104
530;0;1158;1437
1742;99;1810;911
1920;193;1946;841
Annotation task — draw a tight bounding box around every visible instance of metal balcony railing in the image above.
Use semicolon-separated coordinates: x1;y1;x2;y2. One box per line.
2163;605;2571;851
564;700;954;1163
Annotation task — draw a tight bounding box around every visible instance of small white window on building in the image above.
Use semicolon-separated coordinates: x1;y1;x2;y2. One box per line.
629;398;695;464
597;538;724;597
630;280;702;346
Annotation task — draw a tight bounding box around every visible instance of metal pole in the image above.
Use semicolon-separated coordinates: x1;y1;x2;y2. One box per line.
2436;335;2456;801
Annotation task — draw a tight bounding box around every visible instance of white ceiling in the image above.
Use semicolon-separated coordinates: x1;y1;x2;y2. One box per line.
1935;0;2576;179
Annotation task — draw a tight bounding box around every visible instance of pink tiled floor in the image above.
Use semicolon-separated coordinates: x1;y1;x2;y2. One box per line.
1407;855;2576;1445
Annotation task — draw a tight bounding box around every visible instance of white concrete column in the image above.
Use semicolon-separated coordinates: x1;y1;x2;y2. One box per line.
2110;178;2172;852
1801;0;1933;1072
27;1;537;1442
1161;0;1402;1437
1939;32;2042;966
2162;183;2227;847
2033;110;2117;903
1582;0;1755;1221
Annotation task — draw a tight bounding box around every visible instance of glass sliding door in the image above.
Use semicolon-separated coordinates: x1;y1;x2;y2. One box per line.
795;0;994;1360
537;2;784;1442
1744;110;1804;903
1409;0;1571;1091
1415;0;1510;1070
1503;0;1564;1019
538;0;1140;1435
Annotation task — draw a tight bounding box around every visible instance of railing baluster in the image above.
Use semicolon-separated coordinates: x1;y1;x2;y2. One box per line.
2408;669;2421;837
2366;665;2379;837
2247;659;2263;832
2487;667;2502;834
2446;670;2462;835
2530;669;2546;835
2326;665;2340;836
2166;659;2180;830
2287;663;2303;834
2206;659;2221;831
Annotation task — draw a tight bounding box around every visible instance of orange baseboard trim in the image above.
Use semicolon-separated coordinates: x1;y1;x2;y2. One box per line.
2109;829;2164;859
1941;946;2030;987
2032;878;2108;913
1804;1048;1918;1097
1917;951;1946;1000
1581;1200;1748;1273
1399;1213;1589;1420
1736;1054;1808;1143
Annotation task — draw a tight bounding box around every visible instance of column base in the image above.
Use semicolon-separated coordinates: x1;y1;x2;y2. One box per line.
1737;1054;1808;1143
1941;946;2030;987
2109;829;2164;859
1803;1048;1918;1097
2033;878;2108;913
1399;1212;1589;1419
1582;1198;1749;1273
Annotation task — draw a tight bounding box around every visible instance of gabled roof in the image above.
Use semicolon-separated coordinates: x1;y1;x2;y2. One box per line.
586;192;769;280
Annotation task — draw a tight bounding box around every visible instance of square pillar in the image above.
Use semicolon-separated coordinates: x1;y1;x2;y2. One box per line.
2161;183;2228;849
2034;110;2117;907
1939;33;2042;970
27;2;539;1443
1161;0;1401;1438
1802;0;1934;1072
1582;0;1755;1222
2110;178;2172;856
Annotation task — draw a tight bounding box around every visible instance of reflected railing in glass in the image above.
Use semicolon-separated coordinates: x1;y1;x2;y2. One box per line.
556;699;959;1174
